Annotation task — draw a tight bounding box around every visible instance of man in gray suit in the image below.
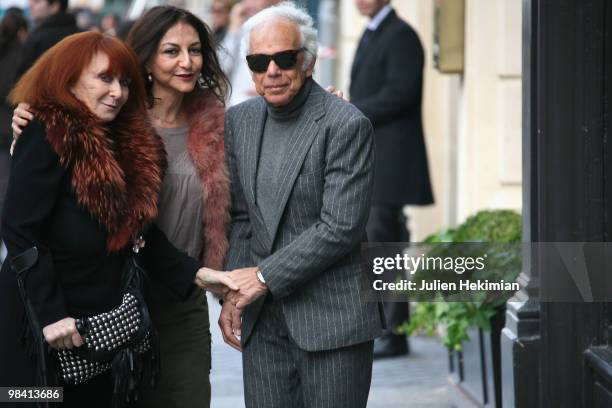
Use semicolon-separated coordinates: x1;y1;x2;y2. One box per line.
218;2;384;407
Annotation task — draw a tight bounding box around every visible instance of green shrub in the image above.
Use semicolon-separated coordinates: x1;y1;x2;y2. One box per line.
402;210;522;350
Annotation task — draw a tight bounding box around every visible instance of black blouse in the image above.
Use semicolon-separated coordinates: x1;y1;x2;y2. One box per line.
1;119;200;329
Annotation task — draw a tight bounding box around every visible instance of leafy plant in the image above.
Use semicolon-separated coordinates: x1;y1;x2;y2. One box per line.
401;210;522;350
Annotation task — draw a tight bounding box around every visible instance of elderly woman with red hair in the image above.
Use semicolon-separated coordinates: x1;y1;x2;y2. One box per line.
0;31;236;407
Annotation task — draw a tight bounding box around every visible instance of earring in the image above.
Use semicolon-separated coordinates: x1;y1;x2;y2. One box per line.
147;73;153;83
198;73;205;87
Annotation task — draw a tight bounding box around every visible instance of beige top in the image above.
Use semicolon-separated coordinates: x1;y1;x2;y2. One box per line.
154;125;204;260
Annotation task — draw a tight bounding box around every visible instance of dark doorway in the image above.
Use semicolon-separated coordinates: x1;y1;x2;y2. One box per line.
503;1;612;407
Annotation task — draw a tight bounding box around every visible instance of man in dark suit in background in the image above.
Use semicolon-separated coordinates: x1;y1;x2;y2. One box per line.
350;0;434;358
16;0;79;78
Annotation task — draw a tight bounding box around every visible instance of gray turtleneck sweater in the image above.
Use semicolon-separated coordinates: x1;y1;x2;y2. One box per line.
256;77;314;238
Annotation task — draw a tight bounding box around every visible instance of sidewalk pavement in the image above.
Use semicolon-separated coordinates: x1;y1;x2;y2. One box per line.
208;294;451;408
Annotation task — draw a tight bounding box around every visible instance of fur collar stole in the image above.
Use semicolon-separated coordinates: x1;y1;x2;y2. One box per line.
34;103;167;252
183;89;230;270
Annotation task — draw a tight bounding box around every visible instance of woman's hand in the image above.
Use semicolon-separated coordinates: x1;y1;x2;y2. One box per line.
10;102;33;155
42;317;84;349
194;267;239;295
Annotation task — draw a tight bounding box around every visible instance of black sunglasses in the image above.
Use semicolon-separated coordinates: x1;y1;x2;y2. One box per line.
246;48;305;73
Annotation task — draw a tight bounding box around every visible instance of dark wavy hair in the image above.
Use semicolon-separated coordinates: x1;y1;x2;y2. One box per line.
126;6;229;107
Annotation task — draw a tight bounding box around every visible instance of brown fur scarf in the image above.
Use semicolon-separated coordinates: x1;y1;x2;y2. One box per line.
184;89;230;270
34;103;167;252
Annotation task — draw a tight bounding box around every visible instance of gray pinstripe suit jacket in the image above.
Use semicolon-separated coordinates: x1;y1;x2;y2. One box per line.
224;80;384;352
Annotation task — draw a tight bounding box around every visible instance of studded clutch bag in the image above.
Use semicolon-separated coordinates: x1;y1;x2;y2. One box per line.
56;289;152;385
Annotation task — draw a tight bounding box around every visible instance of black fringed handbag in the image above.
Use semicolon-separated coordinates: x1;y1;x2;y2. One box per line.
58;237;160;406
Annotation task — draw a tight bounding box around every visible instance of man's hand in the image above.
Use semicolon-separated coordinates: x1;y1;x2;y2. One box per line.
218;301;242;351
226;267;268;310
43;317;83;350
325;85;347;101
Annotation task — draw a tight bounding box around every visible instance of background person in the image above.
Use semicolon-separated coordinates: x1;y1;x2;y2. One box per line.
350;0;434;358
210;0;237;43
16;0;80;78
100;12;119;36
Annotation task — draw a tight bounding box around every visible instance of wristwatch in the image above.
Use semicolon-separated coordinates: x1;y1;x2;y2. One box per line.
256;270;266;285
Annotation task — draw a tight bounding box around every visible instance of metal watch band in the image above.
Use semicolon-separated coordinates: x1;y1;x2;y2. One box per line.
256;270;266;285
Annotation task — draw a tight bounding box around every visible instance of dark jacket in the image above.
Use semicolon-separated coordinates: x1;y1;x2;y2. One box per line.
0;109;200;389
15;12;80;78
350;9;434;206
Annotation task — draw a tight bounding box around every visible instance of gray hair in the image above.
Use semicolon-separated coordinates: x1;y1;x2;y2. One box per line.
241;1;318;70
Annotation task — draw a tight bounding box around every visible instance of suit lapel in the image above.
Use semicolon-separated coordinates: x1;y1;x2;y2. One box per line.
266;83;327;247
242;99;268;232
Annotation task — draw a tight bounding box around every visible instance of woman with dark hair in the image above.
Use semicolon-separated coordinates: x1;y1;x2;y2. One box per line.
124;7;231;407
0;31;236;407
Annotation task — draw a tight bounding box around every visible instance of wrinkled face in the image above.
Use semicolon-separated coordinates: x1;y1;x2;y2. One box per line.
149;22;203;96
354;0;390;17
70;52;130;123
29;0;57;23
248;20;313;107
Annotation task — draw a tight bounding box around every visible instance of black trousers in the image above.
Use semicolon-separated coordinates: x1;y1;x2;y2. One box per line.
366;205;410;337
